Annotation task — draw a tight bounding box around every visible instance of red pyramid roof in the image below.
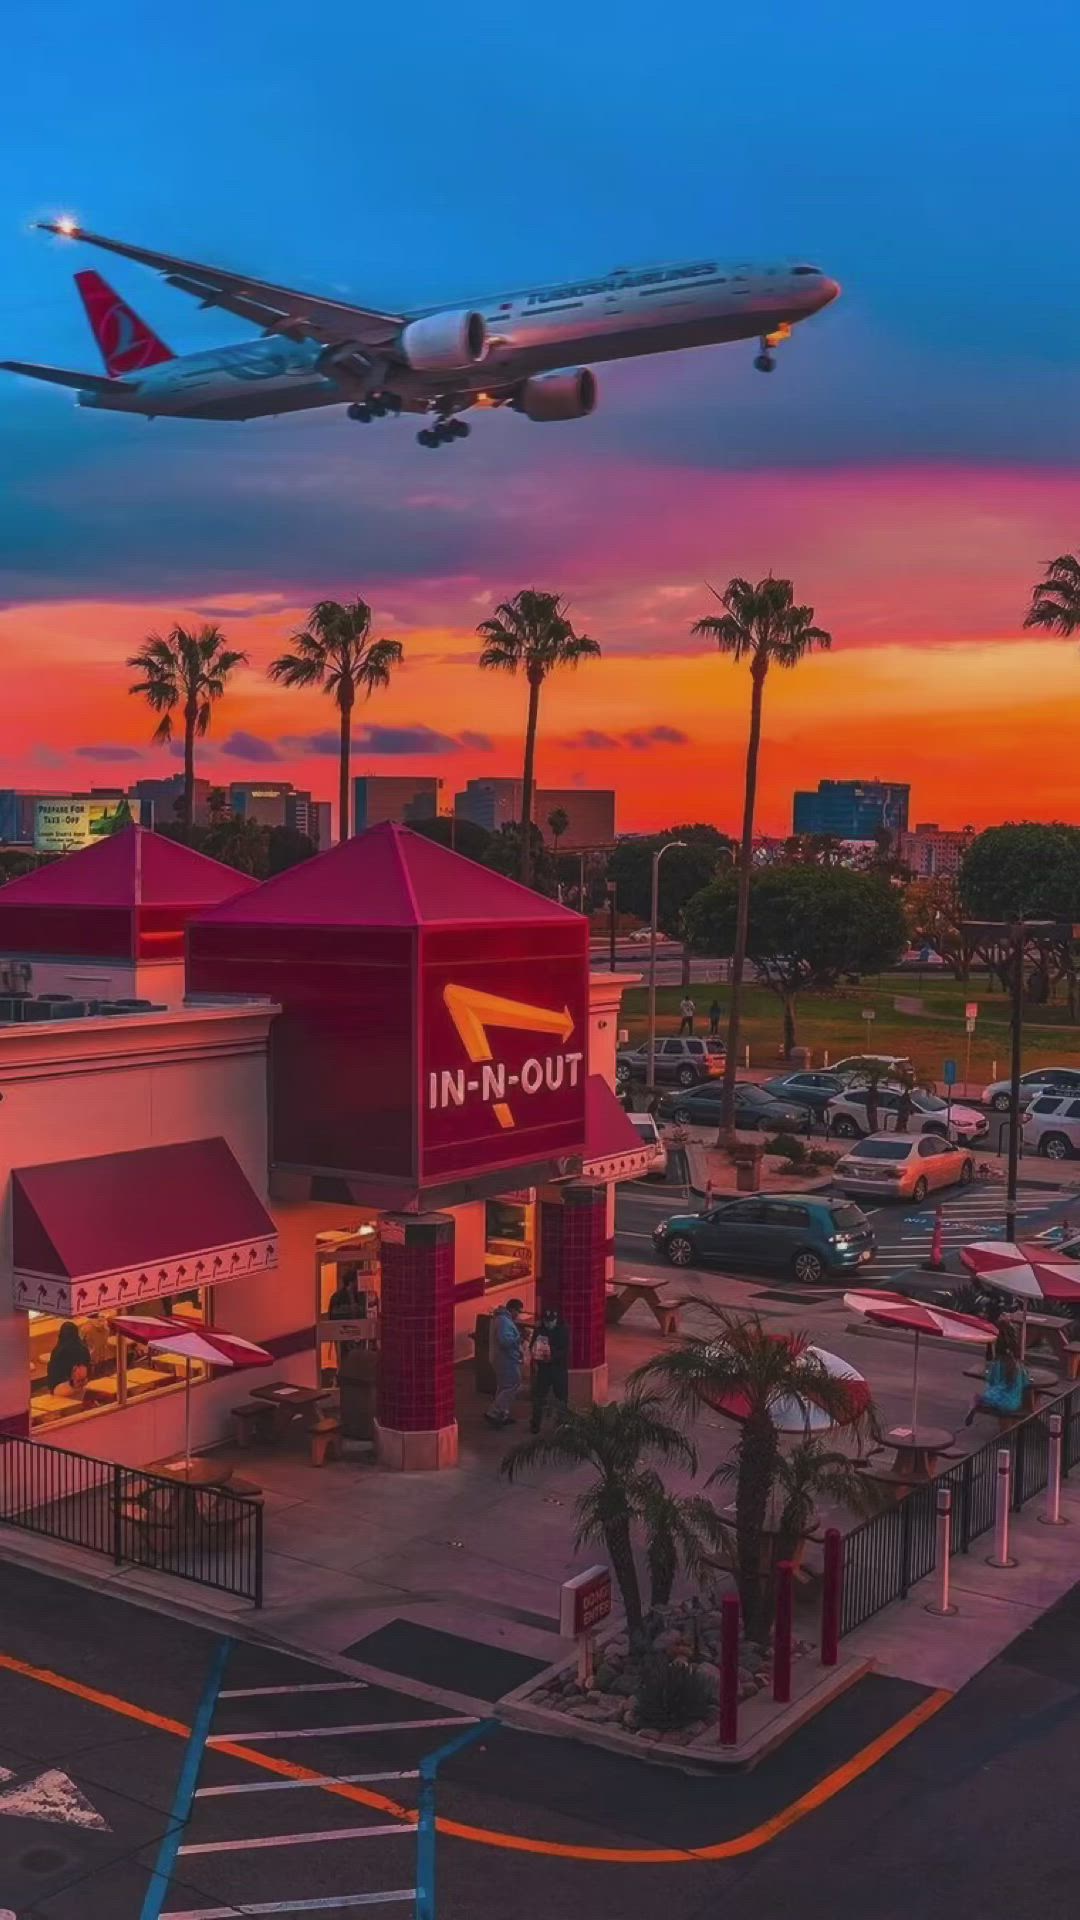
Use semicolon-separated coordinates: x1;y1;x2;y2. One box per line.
0;825;257;960
191;822;583;929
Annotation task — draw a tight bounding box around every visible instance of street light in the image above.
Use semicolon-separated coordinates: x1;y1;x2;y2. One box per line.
963;916;1064;1240
646;841;687;1095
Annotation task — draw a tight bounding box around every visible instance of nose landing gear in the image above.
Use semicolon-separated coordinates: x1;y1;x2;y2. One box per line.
753;324;792;374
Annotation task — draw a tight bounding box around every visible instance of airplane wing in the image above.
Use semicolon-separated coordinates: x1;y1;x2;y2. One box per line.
0;359;134;392
37;224;405;351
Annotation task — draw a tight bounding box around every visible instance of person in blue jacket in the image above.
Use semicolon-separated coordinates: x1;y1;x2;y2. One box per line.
485;1298;525;1427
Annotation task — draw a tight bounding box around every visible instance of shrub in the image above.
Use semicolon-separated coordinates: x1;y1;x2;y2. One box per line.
807;1146;840;1168
765;1132;807;1165
635;1654;717;1731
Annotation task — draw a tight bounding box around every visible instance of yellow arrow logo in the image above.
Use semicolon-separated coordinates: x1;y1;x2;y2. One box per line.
442;984;575;1129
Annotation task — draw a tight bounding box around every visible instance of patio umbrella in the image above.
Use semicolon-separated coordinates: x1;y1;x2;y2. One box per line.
959;1242;1080;1357
844;1290;997;1434
705;1340;871;1434
110;1315;271;1466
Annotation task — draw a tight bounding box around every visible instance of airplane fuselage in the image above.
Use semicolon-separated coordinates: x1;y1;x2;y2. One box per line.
75;257;838;420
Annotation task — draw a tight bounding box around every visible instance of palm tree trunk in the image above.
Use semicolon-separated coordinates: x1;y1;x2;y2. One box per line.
338;688;353;843
605;1510;643;1637
720;664;767;1134
183;700;197;828
781;991;797;1057
520;675;542;886
735;1414;778;1643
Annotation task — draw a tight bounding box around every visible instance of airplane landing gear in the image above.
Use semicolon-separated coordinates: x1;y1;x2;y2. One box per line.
417;416;471;447
754;352;776;373
754;324;791;373
346;392;402;423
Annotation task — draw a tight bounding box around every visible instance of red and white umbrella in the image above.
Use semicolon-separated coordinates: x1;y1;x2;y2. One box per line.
960;1242;1080;1356
706;1340;871;1434
844;1289;997;1433
111;1314;271;1464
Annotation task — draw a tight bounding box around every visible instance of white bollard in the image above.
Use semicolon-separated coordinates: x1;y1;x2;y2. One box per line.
1039;1413;1069;1528
744;1044;750;1068
925;1484;958;1615
987;1446;1018;1568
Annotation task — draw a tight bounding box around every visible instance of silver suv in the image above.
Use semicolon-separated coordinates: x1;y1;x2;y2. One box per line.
615;1037;722;1091
1021;1095;1080;1161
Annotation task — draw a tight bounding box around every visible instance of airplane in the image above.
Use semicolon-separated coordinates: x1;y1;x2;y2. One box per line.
2;221;840;449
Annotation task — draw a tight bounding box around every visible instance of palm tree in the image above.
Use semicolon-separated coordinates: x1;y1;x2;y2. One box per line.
128;625;248;828
477;591;600;886
834;1056;923;1135
635;1470;726;1609
692;577;831;1132
634;1308;874;1640
1024;551;1080;635
269;598;403;844
548;805;570;901
501;1390;695;1637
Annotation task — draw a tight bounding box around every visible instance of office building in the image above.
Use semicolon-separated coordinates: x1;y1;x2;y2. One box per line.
898;823;975;878
455;780;616;848
353;775;445;834
229;782;330;843
793;779;910;839
129;774;213;827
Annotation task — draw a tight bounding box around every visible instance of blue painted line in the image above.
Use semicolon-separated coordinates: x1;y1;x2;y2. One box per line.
139;1637;232;1920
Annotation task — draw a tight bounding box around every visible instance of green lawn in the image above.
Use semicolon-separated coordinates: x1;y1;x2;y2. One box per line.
618;970;1080;1086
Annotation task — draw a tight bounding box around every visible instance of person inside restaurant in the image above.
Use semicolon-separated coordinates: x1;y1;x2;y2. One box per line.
45;1321;91;1398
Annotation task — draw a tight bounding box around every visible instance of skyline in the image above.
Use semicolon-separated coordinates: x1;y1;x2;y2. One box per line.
3;0;1079;831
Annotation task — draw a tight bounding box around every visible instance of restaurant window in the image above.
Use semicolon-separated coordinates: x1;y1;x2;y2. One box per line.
484;1195;535;1290
28;1287;213;1430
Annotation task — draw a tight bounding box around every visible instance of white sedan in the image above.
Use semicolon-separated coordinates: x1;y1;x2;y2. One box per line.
826;1086;988;1143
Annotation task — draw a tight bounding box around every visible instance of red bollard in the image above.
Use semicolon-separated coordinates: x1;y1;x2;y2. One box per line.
773;1560;794;1704
927;1206;944;1271
821;1527;842;1667
718;1592;740;1746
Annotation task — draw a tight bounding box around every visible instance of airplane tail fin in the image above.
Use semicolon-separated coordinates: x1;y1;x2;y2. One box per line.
74;270;173;377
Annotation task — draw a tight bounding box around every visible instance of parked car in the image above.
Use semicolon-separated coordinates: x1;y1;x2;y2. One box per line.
615;1036;722;1091
833;1132;975;1201
762;1070;846;1115
1021;1095;1080;1161
982;1066;1080;1114
656;1082;806;1131
625;1109;669;1176
652;1194;876;1284
829;1054;915;1084
825;1086;987;1143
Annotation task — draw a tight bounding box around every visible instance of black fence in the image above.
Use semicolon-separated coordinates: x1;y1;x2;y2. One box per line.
840;1384;1080;1636
0;1433;263;1607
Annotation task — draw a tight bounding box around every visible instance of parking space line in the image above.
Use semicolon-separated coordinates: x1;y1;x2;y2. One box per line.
164;1895;415;1917
219;1682;368;1699
178;1822;412;1854
195;1770;419;1798
208;1717;472;1744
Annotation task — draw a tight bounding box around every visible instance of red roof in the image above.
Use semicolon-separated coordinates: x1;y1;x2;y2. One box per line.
191;821;584;930
0;826;257;960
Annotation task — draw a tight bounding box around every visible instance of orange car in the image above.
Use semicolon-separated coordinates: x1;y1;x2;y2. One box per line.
834;1132;974;1202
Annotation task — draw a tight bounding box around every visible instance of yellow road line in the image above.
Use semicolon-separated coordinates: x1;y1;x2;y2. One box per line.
0;1648;951;1865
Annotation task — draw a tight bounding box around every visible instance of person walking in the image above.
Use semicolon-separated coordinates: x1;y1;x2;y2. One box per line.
529;1304;569;1433
708;998;722;1036
678;994;696;1035
485;1297;526;1427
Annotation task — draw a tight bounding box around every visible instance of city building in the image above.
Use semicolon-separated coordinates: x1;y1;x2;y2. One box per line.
0;823;642;1473
353;775;445;834
792;779;910;839
898;822;975;878
129;774;213;827
228;781;331;844
455;780;616;847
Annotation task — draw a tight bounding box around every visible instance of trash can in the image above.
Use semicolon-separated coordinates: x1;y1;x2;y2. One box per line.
338;1347;377;1442
788;1045;812;1070
732;1141;764;1192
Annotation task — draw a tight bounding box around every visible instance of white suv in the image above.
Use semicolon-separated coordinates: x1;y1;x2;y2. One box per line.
826;1086;988;1144
1021;1095;1080;1161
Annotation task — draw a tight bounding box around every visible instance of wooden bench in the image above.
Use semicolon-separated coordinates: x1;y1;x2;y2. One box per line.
309;1415;343;1467
231;1402;278;1447
605;1277;681;1335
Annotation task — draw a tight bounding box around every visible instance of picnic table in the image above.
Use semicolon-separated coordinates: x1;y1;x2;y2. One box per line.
146;1456;235;1489
605;1275;680;1334
249;1380;330;1437
1001;1311;1080;1374
867;1425;956;1484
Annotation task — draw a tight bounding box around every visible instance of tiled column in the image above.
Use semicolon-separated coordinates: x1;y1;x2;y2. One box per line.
538;1182;608;1408
375;1211;458;1471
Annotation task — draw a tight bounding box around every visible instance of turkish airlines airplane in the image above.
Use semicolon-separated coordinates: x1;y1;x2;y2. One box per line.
3;222;839;448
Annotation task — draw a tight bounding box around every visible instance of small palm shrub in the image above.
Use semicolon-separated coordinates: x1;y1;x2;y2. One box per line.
635;1653;717;1731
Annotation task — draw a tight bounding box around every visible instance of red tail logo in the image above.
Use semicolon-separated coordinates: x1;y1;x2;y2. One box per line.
74;271;173;377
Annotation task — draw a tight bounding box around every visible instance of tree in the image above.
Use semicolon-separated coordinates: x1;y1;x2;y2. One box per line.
959;823;1080;923
207;786;231;826
904;874;977;982
155;818;315;881
128;625;248;827
477;590;600;886
635;1470;726;1609
692;577;832;1129
407;816;494;862
836;1054;921;1133
501;1391;696;1638
547;805;570;856
683;865;906;1055
476;822;559;897
267;825;317;874
607;826;735;936
635;1309;876;1641
1024;551;1080;636
269;598;403;846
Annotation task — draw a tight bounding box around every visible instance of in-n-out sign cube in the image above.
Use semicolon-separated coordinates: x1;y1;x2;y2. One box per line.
560;1565;612;1637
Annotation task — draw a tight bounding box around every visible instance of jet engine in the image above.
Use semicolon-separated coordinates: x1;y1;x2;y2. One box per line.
516;368;597;422
398;310;486;372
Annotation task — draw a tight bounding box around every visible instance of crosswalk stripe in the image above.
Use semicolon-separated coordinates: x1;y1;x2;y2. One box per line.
164;1895;415;1917
219;1683;368;1700
208;1717;472;1744
178;1824;412;1855
195;1771;418;1799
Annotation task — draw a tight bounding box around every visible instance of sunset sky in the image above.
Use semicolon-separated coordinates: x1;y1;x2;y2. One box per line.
3;0;1079;835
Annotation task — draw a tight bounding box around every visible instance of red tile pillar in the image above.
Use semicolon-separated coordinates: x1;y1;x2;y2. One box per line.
538;1182;608;1408
375;1211;458;1471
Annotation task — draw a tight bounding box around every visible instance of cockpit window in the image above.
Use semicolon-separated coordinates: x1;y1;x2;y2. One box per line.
792;265;821;275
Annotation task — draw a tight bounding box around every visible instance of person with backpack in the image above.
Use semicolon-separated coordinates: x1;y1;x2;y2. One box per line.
529;1304;570;1433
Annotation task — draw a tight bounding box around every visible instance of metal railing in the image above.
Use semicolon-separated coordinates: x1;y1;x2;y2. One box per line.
840;1383;1080;1636
0;1433;263;1607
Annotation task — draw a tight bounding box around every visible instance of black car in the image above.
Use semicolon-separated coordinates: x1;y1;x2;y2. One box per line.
656;1082;806;1131
761;1070;846;1115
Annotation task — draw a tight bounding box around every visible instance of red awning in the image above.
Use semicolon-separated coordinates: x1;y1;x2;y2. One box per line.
12;1137;278;1316
580;1074;652;1183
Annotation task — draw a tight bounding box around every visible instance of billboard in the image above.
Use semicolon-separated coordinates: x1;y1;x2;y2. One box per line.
34;797;133;853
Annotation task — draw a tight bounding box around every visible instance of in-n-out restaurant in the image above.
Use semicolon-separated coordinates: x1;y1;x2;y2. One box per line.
0;823;647;1470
